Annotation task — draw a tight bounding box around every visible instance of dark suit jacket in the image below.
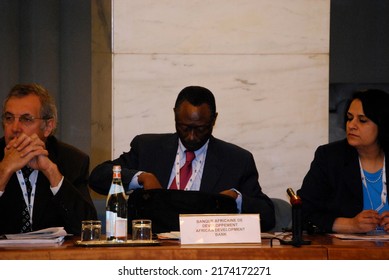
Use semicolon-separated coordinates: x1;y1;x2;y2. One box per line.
297;139;389;233
89;133;275;231
0;136;97;234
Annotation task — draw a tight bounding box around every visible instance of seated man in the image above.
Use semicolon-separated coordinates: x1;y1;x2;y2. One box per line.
89;86;275;231
0;83;97;234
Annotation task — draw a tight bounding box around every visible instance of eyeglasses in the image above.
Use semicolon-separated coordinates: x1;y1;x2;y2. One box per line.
1;113;50;126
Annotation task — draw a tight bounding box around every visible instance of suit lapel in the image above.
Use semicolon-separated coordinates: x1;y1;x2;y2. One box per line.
343;144;363;208
46;136;59;167
200;137;224;192
31;173;52;223
155;135;179;188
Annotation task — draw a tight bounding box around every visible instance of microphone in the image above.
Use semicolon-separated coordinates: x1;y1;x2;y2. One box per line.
280;188;311;247
287;188;302;206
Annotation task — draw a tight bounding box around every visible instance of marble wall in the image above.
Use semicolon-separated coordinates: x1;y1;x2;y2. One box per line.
93;0;330;200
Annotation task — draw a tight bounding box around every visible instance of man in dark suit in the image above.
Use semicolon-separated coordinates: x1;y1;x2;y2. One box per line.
0;84;96;234
89;86;275;231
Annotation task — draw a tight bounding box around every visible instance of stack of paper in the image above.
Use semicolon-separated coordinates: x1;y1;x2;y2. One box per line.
157;231;180;240
0;227;68;245
331;233;389;241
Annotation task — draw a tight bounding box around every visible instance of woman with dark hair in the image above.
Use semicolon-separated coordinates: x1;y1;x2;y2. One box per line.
297;89;389;234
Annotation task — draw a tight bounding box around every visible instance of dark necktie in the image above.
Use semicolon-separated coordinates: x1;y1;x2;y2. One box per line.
21;167;33;233
170;151;196;190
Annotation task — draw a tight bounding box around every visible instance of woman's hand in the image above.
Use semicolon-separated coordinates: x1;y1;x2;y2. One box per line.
379;211;389;232
333;210;380;233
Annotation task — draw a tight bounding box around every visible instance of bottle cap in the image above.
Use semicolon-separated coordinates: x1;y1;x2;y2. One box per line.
113;165;121;172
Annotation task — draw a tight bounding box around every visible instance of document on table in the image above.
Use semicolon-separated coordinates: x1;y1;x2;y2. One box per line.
157;231;180;240
0;227;68;245
331;233;389;241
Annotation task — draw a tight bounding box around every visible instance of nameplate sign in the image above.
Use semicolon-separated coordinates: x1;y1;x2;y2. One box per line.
179;214;261;244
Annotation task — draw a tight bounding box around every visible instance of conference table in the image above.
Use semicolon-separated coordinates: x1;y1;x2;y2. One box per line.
1;233;389;260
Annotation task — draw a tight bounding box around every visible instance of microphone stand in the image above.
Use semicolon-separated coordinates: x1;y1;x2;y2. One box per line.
279;188;311;247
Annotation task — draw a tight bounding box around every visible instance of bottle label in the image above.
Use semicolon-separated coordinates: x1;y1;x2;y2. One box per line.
115;217;127;237
106;211;127;238
106;210;116;237
108;183;125;195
